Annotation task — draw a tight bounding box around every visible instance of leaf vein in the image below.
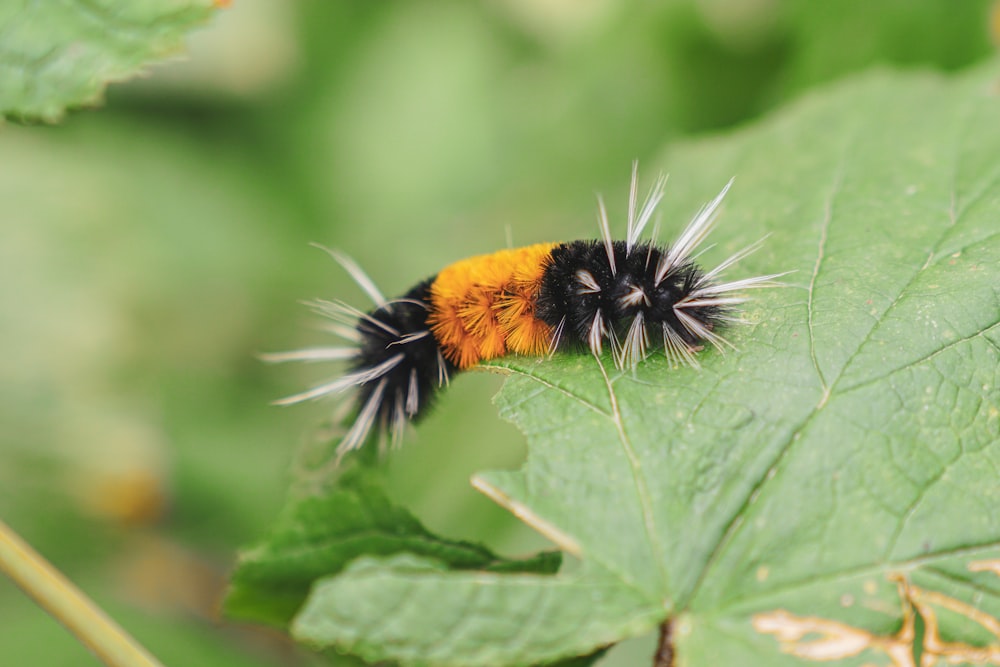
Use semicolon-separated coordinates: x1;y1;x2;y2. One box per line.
715;540;1000;612
681;138;857;608
597;357;672;598
482;362;611;417
805;160;842;402
840;321;1000;395
832;94;987;390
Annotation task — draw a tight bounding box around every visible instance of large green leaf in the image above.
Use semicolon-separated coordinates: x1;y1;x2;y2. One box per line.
1;0;216;121
287;59;1000;666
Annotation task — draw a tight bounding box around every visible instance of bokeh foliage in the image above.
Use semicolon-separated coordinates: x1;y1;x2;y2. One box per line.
1;1;997;665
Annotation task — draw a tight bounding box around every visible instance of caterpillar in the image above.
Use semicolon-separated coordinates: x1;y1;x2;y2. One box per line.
267;166;782;457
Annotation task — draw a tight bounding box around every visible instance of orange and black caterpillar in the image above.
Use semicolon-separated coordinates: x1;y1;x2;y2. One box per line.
268;167;782;455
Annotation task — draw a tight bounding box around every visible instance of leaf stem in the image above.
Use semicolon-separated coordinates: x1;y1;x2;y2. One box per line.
652;619;674;667
0;517;165;667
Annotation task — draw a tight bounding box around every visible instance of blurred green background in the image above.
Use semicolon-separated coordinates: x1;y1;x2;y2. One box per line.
1;1;997;665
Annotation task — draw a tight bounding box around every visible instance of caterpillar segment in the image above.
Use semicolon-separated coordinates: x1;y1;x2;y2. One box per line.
268;167;785;457
427;243;559;368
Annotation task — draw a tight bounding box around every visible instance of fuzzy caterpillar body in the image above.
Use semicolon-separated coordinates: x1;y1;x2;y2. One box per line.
269;168;782;456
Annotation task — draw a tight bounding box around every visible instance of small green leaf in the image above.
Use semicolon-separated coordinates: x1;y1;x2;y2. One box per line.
225;463;560;628
286;58;1000;666
1;0;217;122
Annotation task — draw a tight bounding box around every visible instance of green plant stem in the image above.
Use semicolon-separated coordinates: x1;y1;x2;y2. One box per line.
0;517;164;667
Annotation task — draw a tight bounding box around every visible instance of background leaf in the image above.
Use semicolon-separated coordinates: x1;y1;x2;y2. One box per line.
1;0;216;121
290;59;1000;665
226;462;560;629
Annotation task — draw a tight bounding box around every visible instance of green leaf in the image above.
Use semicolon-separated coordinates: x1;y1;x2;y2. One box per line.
288;58;1000;666
1;0;217;122
294;556;655;667
225;462;560;628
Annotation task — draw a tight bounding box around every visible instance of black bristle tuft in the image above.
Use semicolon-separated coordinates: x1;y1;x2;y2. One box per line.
354;278;456;430
536;240;729;350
